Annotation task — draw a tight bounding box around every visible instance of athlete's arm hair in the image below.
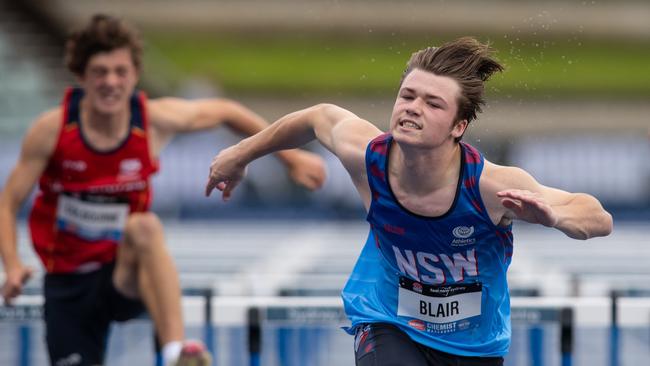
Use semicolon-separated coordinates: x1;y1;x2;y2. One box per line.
0;111;59;269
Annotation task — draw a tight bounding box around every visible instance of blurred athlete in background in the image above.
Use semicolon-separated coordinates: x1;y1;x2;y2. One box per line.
206;37;612;365
0;14;325;366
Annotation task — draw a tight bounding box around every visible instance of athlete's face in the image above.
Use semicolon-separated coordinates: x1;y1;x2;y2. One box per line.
390;69;467;148
78;47;139;116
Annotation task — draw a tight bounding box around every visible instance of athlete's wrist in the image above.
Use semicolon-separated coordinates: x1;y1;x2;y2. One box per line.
234;138;260;166
3;257;24;274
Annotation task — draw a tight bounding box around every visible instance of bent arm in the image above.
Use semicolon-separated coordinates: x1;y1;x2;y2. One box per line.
206;104;382;206
544;190;614;239
148;97;274;152
148;97;327;189
483;163;613;240
0;113;58;267
1;112;58;302
235;104;374;163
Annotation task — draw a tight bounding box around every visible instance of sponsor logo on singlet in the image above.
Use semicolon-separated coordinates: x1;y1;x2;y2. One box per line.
119;158;142;179
408;319;426;331
62;160;87;172
412;282;423;293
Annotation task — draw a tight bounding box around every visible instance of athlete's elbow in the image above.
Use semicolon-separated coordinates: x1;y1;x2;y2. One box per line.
573;211;613;240
592;211;614;238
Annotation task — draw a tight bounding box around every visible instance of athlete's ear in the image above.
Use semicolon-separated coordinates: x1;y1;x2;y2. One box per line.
451;119;468;139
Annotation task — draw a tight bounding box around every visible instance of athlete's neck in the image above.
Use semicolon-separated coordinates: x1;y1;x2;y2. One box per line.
389;140;461;196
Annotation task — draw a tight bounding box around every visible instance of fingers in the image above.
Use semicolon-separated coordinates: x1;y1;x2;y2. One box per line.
498;190;545;208
292;160;327;191
205;178;217;197
2;267;33;306
300;174;322;190
295;172;326;191
311;172;326;190
2;282;20;306
221;181;239;201
205;167;225;197
22;267;33;284
500;198;522;212
497;190;538;201
206;176;237;201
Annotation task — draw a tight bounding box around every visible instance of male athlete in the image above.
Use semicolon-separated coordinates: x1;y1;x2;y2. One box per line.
0;14;325;366
206;37;613;365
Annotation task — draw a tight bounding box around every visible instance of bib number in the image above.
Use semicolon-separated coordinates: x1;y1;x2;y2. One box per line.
397;277;482;333
56;194;129;242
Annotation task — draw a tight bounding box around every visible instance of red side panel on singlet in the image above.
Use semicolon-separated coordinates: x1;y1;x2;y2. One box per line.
28;87;159;273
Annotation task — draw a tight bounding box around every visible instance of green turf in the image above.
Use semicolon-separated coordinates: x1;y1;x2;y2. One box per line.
142;32;650;98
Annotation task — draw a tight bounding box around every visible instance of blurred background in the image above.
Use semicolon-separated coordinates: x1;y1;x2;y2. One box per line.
0;1;649;365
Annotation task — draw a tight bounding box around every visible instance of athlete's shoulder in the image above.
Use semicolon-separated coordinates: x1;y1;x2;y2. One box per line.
23;107;63;158
483;161;533;185
480;160;540;202
144;96;191;128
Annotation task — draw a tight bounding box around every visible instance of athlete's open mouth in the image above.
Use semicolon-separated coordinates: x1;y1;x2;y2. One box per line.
399;119;422;130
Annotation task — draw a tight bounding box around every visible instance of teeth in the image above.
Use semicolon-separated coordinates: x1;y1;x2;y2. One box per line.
401;120;420;129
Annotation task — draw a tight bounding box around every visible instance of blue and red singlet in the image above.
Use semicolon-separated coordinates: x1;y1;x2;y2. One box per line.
342;133;514;356
29;88;158;273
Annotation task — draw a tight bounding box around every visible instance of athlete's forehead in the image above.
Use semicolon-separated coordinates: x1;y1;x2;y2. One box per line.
399;69;461;107
86;47;136;69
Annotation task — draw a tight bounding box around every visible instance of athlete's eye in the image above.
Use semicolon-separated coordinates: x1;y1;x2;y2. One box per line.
89;67;108;78
115;67;129;77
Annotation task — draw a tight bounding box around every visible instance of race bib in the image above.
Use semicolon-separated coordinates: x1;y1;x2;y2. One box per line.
56;193;129;242
397;276;482;334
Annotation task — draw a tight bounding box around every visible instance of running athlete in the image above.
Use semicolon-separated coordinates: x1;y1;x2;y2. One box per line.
205;37;613;365
0;14;325;366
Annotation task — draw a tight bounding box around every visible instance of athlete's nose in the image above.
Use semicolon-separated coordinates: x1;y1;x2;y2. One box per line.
104;70;120;87
406;98;423;116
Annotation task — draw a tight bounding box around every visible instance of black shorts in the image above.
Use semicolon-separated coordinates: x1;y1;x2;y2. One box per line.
354;323;504;366
43;262;145;366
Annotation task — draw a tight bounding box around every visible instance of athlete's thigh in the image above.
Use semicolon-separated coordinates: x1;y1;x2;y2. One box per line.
44;273;111;366
420;343;504;366
354;323;429;366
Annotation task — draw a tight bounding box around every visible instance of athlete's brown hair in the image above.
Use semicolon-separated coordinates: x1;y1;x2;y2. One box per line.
65;14;143;76
401;37;504;141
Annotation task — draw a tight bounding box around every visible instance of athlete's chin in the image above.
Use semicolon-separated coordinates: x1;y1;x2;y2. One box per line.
93;101;126;116
392;129;425;145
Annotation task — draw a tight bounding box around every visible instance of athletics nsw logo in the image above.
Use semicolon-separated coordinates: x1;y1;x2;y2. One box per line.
451;226;476;246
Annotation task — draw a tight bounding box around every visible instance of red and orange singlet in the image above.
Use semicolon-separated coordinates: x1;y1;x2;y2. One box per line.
29;88;159;273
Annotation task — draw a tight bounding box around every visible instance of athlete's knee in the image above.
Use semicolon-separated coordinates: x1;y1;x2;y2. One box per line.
124;212;163;251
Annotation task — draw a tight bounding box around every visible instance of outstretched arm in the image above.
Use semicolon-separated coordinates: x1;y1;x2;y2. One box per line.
148;97;326;190
0;111;59;304
482;162;613;239
205;103;382;205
